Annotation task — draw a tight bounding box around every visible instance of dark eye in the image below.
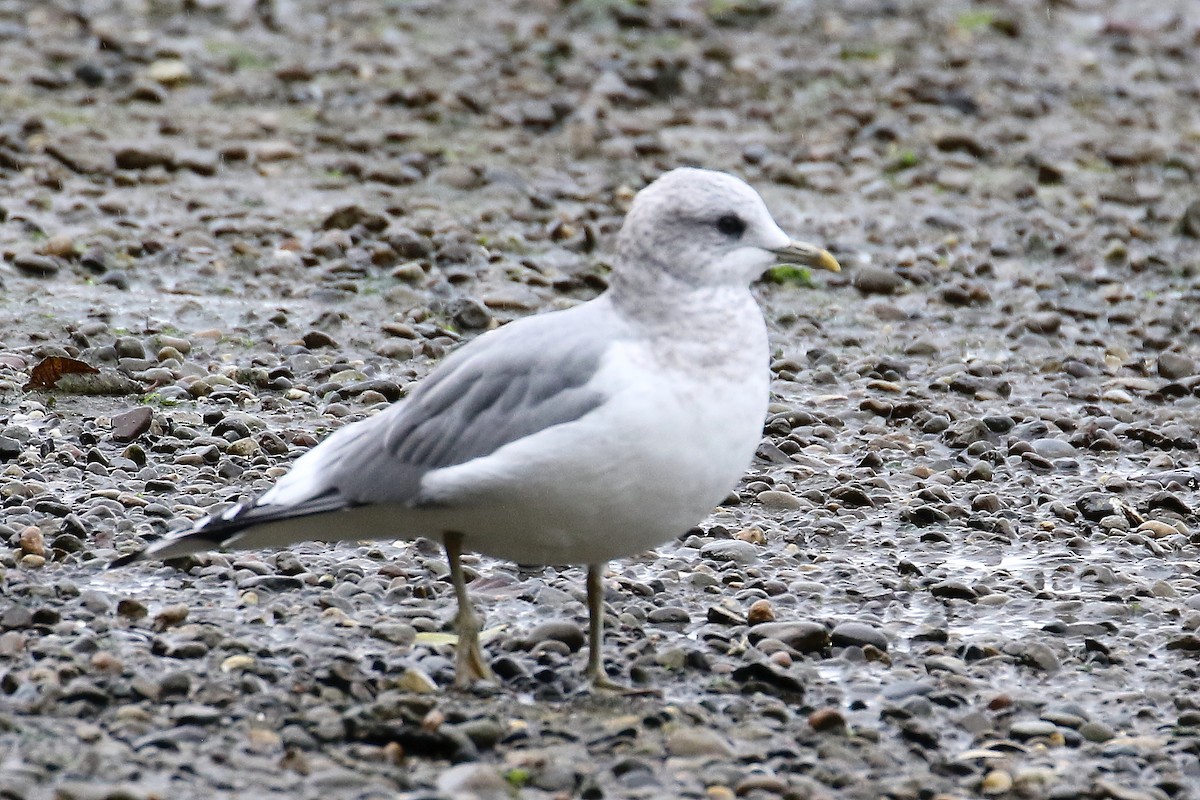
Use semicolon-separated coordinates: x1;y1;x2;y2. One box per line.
716;214;746;238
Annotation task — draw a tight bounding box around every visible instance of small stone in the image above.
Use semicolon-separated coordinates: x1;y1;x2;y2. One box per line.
116;598;148;619
18;526;45;557
114;144;174;170
1077;492;1119;522
147;58;191;86
734;526;766;544
734;774;786;795
221;654;255;672
747;599;775;625
831;621;888;651
808;708;847;733
756;490;803;509
1009;719;1058;739
13;253;60;276
524;620;585;652
448;297;492;330
665;726;734;757
1137;520;1180;538
1150;580;1178;598
931;581;977;601
227;437;260;457
748;621;830;653
302;331;338;349
152;603;189;630
1157;352;1196;380
1031;438;1076;459
0;436;21;461
981;770;1013;795
1024;312;1062;334
1079;720;1115;742
699;539;758;564
436;763;509;797
397;667;438;693
1177;199;1200;238
252;140;301;162
852;266;903;295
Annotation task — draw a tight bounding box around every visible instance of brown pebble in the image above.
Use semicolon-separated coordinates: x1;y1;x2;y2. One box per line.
421;708;445;732
19;526;46;557
987;694;1013;711
735;525;766;544
808;707;848;733
747;599;775;625
152;603;190;630
111;406;154;443
116;598;148;620
90;651;123;673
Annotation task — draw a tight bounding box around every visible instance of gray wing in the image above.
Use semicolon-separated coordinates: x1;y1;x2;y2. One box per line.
113;300;619;564
274;299;615;508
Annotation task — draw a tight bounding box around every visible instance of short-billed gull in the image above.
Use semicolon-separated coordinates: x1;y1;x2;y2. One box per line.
113;167;840;691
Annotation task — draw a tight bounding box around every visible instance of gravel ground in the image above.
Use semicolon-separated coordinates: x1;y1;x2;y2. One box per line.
2;0;1200;798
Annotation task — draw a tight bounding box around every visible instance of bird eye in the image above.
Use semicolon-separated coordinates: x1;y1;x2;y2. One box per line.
716;214;746;238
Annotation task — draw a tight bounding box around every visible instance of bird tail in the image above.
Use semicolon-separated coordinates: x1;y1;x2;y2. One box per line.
108;491;352;568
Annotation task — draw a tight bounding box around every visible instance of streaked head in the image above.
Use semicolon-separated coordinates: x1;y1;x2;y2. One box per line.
616;167;839;289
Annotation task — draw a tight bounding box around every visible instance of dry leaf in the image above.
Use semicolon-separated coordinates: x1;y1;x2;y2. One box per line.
24;356;99;390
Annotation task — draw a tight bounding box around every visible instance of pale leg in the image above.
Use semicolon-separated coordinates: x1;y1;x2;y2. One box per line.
586;562;658;695
444;532;494;687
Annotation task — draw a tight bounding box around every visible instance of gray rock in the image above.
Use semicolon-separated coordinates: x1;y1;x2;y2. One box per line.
831;621;888;651
114;143;175;170
1158;351;1196;380
12;254;60;277
524;620;585;652
665;726;734;757
699;539;759;564
1009;719;1058;739
436;763;510;799
1031;438;1076;459
852;266;903;295
749;621;830;653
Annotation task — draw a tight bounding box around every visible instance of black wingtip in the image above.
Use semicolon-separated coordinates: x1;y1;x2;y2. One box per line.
108;551;142;569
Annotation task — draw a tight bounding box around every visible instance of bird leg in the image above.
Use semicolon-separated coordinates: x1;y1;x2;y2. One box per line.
443;532;494;688
586;563;659;696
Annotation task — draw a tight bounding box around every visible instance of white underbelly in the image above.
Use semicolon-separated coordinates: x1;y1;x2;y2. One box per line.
415;342;769;564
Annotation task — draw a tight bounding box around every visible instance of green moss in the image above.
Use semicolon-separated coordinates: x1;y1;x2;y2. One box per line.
765;264;814;287
956;9;996;32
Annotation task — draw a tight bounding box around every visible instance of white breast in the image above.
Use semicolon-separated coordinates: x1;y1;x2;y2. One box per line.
416;289;770;564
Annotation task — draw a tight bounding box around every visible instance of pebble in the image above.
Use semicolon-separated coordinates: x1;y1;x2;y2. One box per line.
435;763;510;799
852;266;903;295
699;539;759;564
18;526;45;557
524;620;585;652
756;490;803;509
831;621;888;651
748;621;830;653
1157;352;1196;379
1009;719;1058;739
1031;438;1076;459
808;708;847;733
111;407;154;442
981;770;1013;794
147;58;192;86
1079;721;1116;742
665;726;734;758
114;144;174;170
396;667;438;693
747;599;775;625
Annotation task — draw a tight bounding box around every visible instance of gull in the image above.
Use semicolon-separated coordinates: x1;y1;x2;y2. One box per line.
113;168;840;691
